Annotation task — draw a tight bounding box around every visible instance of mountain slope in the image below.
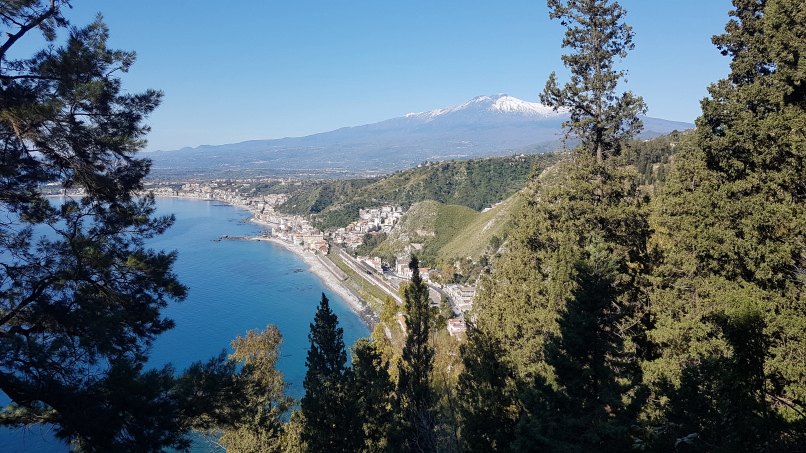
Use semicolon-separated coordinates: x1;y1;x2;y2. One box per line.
147;95;692;177
276;152;563;230
370;193;524;267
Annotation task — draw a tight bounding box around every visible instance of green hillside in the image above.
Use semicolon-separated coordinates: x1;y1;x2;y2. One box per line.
274;152;563;229
438;193;524;262
371;201;478;265
366;193;524;272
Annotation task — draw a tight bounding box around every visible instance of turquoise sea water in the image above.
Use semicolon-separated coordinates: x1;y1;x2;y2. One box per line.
1;197;369;452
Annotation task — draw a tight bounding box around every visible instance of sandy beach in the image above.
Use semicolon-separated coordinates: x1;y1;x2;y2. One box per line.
248;221;379;329
150;196;380;328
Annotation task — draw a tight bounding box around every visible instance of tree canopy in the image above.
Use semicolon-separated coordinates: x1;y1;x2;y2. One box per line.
300;293;353;451
0;2;196;449
541;0;646;163
397;256;438;452
643;0;806;448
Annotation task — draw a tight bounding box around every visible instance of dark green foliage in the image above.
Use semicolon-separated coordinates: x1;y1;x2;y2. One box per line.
397;256;437;452
553;243;635;411
301;293;353;452
623;132;689;189
457;326;518;452
472;1;649;450
541;0;647;164
277;179;376;215
173;352;244;434
514;242;641;453
356;232;388;257
372;156;549;212
439;295;454;321
474;152;649;449
349;337;395;452
643;1;806;449
0;4;197;450
656;307;773;452
315;202;364;230
2;358;189;453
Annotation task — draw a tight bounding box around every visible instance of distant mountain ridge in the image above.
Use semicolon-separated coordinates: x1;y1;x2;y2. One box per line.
403;94;567;122
147;94;693;178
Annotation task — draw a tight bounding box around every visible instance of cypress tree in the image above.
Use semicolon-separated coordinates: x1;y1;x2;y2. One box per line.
473;1;649;449
397;256;437;452
645;0;806;449
349;337;395;453
301;293;351;451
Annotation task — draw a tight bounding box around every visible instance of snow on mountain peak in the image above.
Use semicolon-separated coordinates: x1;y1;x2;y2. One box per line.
404;94;566;121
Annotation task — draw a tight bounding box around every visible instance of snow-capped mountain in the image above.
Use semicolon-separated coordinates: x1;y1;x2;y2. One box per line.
148;95;693;177
404;94;567;122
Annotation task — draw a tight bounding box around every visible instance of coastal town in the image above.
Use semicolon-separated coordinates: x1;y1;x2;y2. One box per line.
44;179;475;336
147;180;474;336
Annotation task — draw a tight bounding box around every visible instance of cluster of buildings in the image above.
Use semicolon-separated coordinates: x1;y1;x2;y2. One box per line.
393;259;476;312
447;318;467;336
445;285;476;313
331;206;405;249
255;213;329;254
392;258;474;337
167;181;334;252
355;256;384;273
359;206;405;232
144;182;476;337
175;182;290;210
394;259;437;281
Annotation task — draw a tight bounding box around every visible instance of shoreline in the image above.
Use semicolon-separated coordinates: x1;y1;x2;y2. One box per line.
246;221;380;330
150;195;380;330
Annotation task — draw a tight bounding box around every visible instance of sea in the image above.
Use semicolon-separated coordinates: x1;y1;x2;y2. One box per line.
1;197;370;452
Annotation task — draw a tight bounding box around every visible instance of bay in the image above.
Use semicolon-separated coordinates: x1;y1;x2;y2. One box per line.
1;197;370;451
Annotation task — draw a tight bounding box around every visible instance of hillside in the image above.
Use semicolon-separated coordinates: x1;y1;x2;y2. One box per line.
438;193;523;261
371;201;480;265
276;152;563;229
350;130;688;273
364;193;524;271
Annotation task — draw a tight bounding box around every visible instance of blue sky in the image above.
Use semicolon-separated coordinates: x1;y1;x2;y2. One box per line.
14;0;735;151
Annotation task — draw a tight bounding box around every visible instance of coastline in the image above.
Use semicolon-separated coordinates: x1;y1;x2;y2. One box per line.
148;194;380;329
247;221;380;330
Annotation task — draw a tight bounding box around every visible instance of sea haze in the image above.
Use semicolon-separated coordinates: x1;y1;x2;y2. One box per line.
0;197;369;452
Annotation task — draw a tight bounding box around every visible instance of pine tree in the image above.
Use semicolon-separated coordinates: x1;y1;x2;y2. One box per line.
524;241;637;452
397;256;437;452
473;1;649;449
301;293;351;451
0;3;192;450
541;0;647;165
645;0;806;448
